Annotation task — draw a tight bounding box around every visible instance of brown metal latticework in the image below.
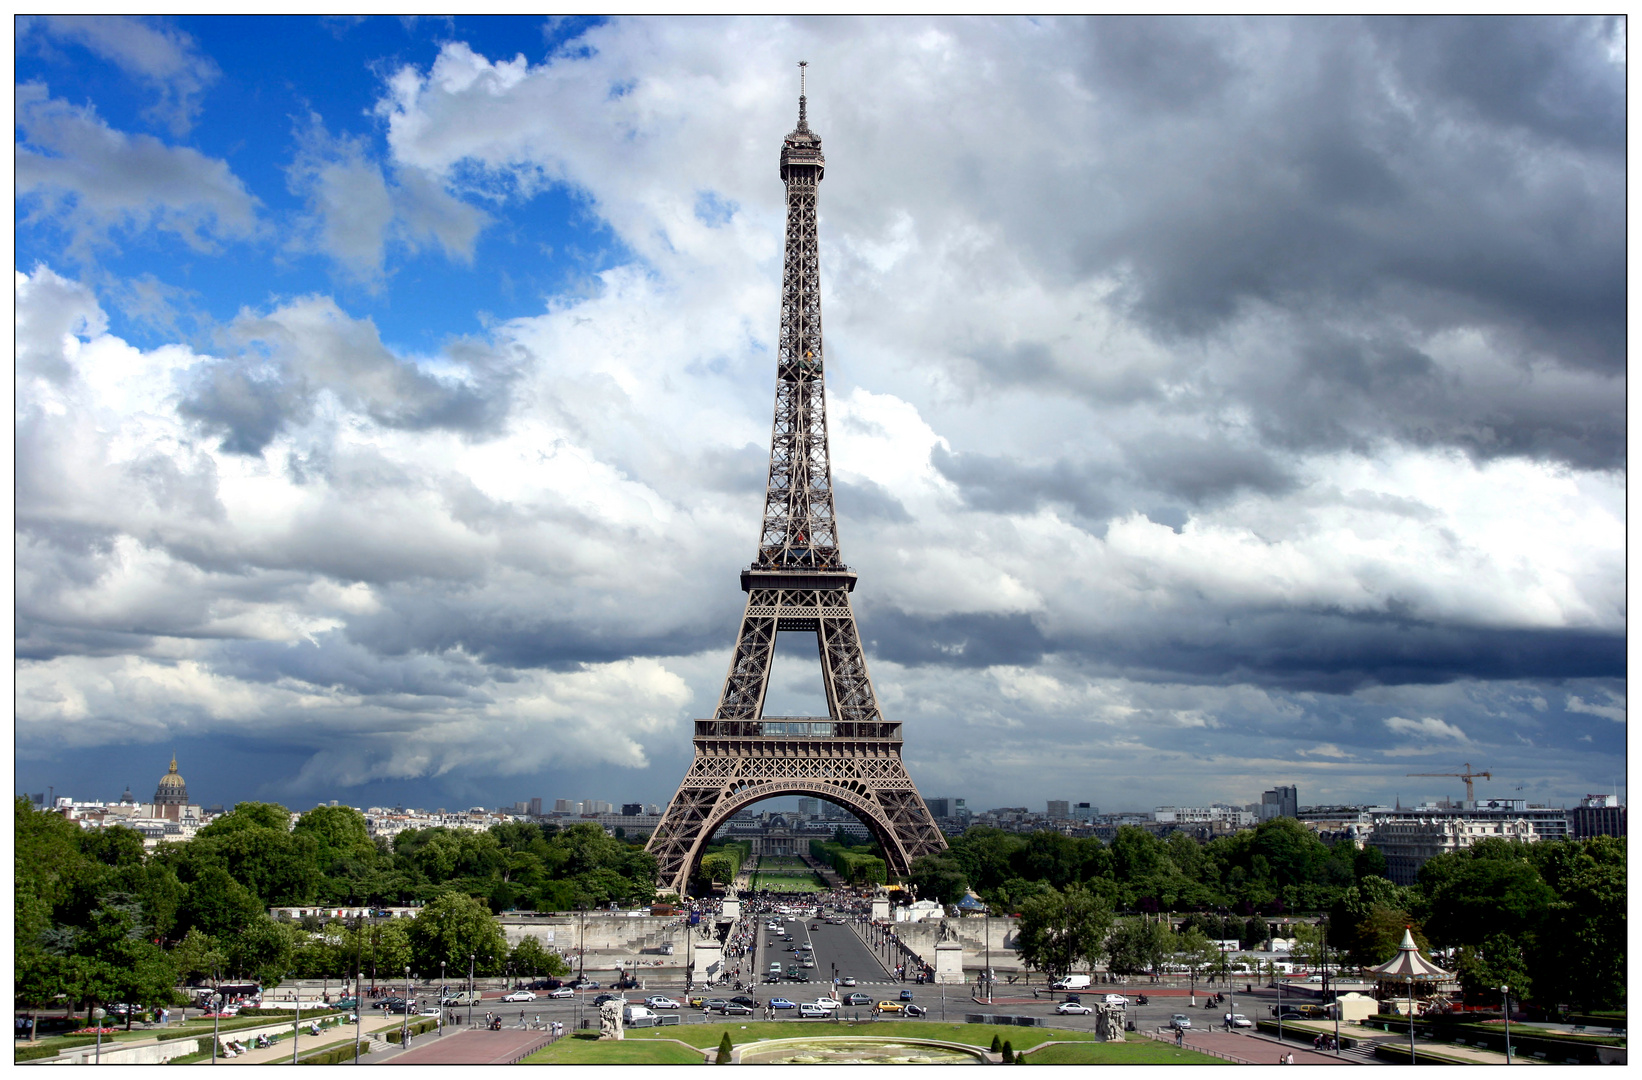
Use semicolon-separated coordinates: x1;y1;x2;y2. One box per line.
648;69;946;896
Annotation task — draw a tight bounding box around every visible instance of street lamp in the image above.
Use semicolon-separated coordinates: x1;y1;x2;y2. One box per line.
402;965;411;1049
1407;973;1416;1064
210;965;222;1064
290;970;301;1064
440;961;446;1037
92;1007;106;1064
1501;985;1512;1063
353;921;364;1065
468;955;476;1030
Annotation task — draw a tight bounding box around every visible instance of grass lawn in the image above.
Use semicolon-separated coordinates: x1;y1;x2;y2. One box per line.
629;1020;1100;1049
521;1036;703;1064
1023;1041;1231;1065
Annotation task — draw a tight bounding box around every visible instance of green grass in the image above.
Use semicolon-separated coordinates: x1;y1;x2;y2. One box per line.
629;1020;1100;1049
521;1037;703;1064
1022;1041;1231;1065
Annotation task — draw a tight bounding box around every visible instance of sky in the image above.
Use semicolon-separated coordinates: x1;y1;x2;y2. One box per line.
13;15;1627;817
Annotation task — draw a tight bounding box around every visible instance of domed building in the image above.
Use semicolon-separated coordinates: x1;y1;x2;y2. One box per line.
153;754;190;821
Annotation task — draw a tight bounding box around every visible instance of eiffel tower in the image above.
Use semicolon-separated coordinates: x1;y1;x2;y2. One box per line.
647;66;947;897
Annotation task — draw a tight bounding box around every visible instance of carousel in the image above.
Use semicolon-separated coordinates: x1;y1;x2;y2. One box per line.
1368;927;1455;1064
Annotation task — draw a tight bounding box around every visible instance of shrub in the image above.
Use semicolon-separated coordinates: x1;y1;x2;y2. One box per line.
990;1034;1002;1052
300;1041;367;1065
1001;1040;1015;1063
717;1031;734;1064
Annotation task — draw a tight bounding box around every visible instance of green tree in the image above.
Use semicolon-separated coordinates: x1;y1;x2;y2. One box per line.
171;927;228;984
717;1031;734;1063
908;854;970;906
508;935;570;978
225;916;297;984
1015;885;1112;976
407;890;509;977
1454;933;1532;1004
1105;917;1172;975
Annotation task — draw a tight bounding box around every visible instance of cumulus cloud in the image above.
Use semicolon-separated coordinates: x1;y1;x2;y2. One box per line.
12;17;1625;808
20;15;219;135
16;84;258;257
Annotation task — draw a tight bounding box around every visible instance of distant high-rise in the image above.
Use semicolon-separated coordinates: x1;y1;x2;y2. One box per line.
529;797;543;816
1568;794;1625;839
796;797;817;818
1046;800;1070;820
554;799;582;814
1071;802;1098;821
622;803;644;816
1260;785;1298;821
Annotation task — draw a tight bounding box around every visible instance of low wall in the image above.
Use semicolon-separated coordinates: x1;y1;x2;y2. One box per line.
33;1038;200;1065
500;914;716;972
877;919;1024;975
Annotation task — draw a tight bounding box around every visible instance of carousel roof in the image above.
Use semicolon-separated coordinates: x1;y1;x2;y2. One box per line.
1368;927;1452;982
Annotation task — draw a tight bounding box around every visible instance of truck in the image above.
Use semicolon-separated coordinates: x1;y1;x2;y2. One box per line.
1050;975;1092;991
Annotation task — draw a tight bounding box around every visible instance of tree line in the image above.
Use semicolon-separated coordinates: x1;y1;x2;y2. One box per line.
14;798;643;1014
918;820;1623;1013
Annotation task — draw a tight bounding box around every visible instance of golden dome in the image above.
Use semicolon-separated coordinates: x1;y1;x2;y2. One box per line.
155;754;188;802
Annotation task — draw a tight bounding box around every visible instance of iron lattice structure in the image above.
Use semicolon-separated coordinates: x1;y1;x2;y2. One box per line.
648;74;946;896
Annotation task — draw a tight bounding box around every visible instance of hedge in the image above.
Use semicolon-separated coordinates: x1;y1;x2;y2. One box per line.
383;1018;439;1044
300;1041;369;1065
16;1038;95;1062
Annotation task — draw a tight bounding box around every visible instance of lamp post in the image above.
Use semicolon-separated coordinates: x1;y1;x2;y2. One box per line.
1501;985;1512;1063
353;924;363;1065
467;954;475;1030
402;965;411;1048
211;965;221;1064
291;970;301;1064
440;961;446;1037
1276;965;1283;1046
1408;973;1416;1064
92;1007;105;1064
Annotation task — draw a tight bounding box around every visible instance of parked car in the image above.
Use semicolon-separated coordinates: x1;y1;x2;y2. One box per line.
769;998;796;1010
502;990;536;1003
1056;1001;1092;1015
843;993;873;1007
645;996;680;1010
527;979;563;991
807;999;840;1012
840;977;858;987
548;988;574;999
874;1001;905;1014
1171;1014;1192;1030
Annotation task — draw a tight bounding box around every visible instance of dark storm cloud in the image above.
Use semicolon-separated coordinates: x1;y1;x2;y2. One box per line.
1123;434;1295;505
930;446;1116;521
835;477;911;523
861;608;1051;669
211;634;498;701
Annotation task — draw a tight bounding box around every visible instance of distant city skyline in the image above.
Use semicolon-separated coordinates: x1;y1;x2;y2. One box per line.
16;17;1624;817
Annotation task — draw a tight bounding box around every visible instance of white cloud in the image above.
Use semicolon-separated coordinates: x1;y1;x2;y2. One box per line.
1384;716;1469;741
22;15;219;135
16;84;258;257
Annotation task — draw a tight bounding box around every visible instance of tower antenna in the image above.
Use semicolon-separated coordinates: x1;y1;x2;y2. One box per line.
797;60;808;129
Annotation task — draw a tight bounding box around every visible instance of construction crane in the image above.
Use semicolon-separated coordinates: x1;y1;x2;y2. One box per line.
1407;763;1492;804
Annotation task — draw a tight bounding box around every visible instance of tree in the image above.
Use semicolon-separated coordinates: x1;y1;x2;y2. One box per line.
908;854;970;907
225;917;297;984
1424;858;1555;949
508;935;570;978
717;1031;733;1063
171;928;228;985
1176;927;1219;989
179;866;264;939
1015;885;1112;976
407;890;509;977
1454;933;1532;1005
1105;917;1171;975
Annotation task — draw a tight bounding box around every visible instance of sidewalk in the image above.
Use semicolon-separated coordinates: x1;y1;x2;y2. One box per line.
208;1014;409;1064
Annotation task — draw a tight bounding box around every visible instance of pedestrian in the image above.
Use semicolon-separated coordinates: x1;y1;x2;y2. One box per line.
1176;1028;1184;1047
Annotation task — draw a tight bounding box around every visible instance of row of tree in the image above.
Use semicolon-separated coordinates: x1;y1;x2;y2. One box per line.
999;824;1623;1013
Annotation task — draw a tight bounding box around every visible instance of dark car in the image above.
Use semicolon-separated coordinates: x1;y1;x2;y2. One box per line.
527;979;562;991
717;1003;754;1016
375;997;406;1011
843;993;873;1006
763;975;782;985
899;990;914;1002
729;996;759;1009
384;999;417;1014
593;994;624;1007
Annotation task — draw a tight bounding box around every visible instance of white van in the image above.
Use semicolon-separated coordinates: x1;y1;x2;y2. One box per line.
798;1003;830;1019
1050;975;1092;991
622;1005;656;1023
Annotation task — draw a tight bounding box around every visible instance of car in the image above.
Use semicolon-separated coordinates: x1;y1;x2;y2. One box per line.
729;997;760;1010
331;997;359;1011
840;977;857;987
1231;1014;1253;1028
686;996;707;1008
718;1003;754;1016
387;1000;418;1014
502;990;536;1003
807;999;840;1012
802;959;815;968
769;998;796;1010
874;1001;905;1014
843;993;873;1006
799;1003;831;1019
593;994;626;1007
1056;1001;1093;1015
1276;1010;1306;1021
1102;994;1128;1006
645;996;680;1010
898;990;914;1002
809;924;820;931
763;975;783;985
548;988;574;999
904;1005;926;1017
783;935;793;941
1170;1014;1192;1030
704;999;728;1012
786;944;798;952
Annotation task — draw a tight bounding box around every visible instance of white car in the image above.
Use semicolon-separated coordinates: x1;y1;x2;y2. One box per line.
548;987;574;999
1231;1014;1253;1028
1102;994;1128;1006
501;990;536;1003
799;1003;830;1019
645;996;680;1010
1056;1001;1092;1015
840;977;857;987
808;999;840;1011
1170;1014;1192;1030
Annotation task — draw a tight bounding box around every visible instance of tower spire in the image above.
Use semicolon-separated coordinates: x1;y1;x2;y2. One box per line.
797;60;808;131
